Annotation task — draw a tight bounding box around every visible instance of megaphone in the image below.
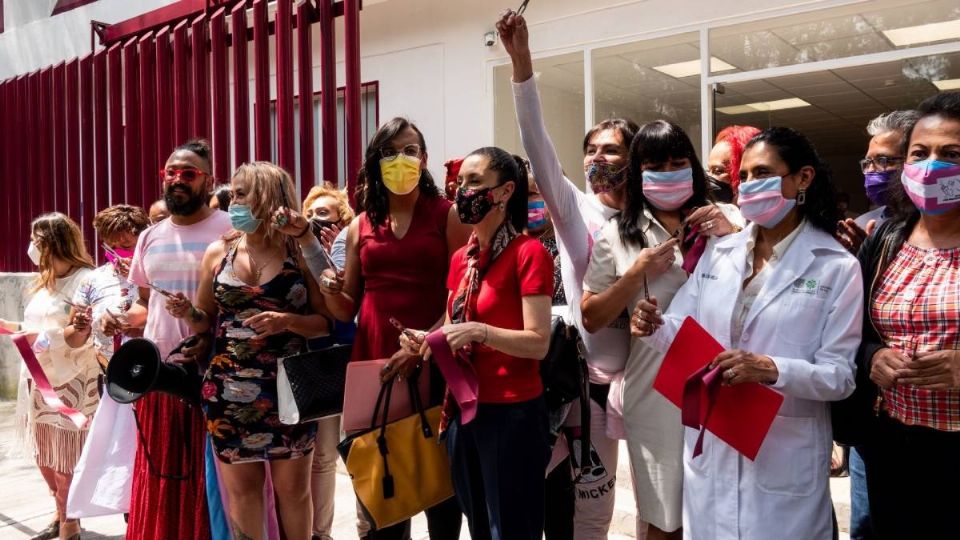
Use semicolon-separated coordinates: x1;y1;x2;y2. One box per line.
107;337;203;405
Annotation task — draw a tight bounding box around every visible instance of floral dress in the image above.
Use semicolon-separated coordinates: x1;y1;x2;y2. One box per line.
203;240;316;463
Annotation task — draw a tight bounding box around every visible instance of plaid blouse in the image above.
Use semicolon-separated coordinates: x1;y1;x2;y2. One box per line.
871;243;960;431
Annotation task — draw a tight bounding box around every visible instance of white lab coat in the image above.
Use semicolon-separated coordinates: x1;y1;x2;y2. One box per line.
646;222;863;540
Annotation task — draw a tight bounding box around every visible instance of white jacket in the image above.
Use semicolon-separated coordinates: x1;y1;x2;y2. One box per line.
647;222;863;540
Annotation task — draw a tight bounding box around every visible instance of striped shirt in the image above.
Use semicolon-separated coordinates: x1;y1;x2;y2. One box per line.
128;211;232;357
872;243;960;432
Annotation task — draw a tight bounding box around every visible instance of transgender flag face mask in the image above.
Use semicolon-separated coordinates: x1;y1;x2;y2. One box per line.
737;176;796;228
901;159;960;215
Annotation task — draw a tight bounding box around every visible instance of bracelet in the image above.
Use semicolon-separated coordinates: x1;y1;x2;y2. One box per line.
293;222;311;239
481;323;489;344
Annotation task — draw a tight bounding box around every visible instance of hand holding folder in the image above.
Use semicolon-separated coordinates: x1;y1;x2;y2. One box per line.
653;317;783;461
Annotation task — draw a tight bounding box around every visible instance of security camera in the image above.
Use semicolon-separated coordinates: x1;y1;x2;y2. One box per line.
483;31;497;47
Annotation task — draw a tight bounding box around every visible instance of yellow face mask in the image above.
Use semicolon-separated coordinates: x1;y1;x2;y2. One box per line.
380;155;421;195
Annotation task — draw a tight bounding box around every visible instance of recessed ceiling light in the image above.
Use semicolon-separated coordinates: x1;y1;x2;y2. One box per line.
882;19;960;47
716;98;811;115
652;57;736;78
933;78;960;91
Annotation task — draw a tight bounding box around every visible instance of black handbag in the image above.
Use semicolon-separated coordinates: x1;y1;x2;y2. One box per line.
540;317;591;467
277;344;352;424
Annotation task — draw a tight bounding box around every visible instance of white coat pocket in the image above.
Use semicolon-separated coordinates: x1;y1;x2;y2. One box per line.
776;295;826;346
755;415;817;497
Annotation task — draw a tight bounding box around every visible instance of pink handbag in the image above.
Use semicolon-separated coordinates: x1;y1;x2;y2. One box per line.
341;359;430;432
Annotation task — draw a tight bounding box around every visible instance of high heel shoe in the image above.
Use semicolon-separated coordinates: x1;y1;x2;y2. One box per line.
28;519;59;540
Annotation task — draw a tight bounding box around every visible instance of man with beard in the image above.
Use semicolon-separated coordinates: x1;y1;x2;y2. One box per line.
103;139;232;540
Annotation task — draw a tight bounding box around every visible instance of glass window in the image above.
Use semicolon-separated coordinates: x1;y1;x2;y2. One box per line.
493;52;586;187
592;32;703;158
709;0;960;74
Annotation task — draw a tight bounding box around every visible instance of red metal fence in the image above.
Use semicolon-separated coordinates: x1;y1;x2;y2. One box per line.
0;0;359;272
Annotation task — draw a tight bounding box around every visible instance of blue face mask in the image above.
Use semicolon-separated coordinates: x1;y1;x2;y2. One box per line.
229;204;262;233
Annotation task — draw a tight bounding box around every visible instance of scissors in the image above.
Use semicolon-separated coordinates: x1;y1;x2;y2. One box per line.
516;0;530;16
389;317;422;342
146;282;176;298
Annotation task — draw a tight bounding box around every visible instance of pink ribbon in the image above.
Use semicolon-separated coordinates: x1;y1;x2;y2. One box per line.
426;330;478;424
681;363;722;458
0;327;88;429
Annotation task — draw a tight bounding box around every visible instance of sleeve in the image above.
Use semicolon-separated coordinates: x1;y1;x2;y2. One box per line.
517;239;554;297
513;77;594;286
582;223;619;294
300;233;334;281
127;227;150;288
72;274;95;306
643;246;711;354
330;226;349;270
768;257;863;401
717;203;746;228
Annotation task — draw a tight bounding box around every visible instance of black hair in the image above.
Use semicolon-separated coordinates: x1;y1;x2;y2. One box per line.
887;91;960;226
463;147;529;231
173;138;213;174
618;120;709;248
362;117;440;226
583;118;640;153
212;185;231;211
744;127;840;235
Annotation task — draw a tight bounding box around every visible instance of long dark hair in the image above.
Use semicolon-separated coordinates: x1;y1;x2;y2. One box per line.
618;120;708;248
463;147;529;231
886;91;960;227
362;117;440;226
744;127;839;235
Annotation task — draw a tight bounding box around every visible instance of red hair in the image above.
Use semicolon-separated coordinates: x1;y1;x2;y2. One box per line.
714;125;761;194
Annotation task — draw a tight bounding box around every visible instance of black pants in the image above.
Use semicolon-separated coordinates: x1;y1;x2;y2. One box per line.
364;497;462;540
543;457;574;540
859;412;960;540
446;398;551;540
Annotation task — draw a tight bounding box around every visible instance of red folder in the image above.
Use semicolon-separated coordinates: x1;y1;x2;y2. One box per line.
653;317;783;461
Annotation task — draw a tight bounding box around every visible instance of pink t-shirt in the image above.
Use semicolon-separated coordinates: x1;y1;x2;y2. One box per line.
128;211;233;357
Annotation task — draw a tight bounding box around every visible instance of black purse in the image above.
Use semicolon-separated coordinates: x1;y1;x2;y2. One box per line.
277;343;352;424
540;317;591;467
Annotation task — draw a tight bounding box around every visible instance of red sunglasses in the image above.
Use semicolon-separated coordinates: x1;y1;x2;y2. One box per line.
159;167;208;183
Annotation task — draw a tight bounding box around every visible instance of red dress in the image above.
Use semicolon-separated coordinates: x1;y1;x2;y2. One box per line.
352;195;453;361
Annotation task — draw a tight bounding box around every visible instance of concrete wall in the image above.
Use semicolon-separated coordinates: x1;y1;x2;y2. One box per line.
0;274;36;399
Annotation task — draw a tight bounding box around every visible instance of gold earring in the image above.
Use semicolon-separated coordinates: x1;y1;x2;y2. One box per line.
797;187;806;206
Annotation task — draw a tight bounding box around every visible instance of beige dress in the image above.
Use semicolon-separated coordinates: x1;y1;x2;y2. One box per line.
582;209;690;532
16;268;100;473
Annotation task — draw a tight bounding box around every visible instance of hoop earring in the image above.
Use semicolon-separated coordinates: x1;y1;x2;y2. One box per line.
797;188;806;206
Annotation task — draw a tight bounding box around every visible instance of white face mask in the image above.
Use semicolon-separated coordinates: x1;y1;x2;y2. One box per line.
27;242;41;266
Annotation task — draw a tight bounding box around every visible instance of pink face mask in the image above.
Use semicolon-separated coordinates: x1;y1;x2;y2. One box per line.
901;159;960;215
737;176;796;228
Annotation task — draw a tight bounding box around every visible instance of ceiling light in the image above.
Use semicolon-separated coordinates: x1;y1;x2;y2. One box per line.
716;98;811;115
652;57;736;78
933;78;960;91
882;19;960;47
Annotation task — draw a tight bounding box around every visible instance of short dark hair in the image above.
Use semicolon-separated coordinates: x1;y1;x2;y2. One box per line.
617;120;709;248
744;127;840;235
362;117;440;226
583;118;640;154
463;147;529;231
174;138;213;173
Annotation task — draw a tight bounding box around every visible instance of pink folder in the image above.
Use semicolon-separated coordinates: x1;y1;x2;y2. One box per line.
653;317;784;461
341;359;430;433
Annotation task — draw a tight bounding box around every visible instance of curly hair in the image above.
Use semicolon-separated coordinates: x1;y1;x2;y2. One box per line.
743;127;840;235
302;182;356;227
92;204;150;242
714;125;761;194
618;120;709;248
362;118;440;227
462;148;529;231
30;212;95;292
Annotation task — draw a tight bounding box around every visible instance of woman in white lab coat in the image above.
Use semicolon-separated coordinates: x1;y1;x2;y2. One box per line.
631;127;863;540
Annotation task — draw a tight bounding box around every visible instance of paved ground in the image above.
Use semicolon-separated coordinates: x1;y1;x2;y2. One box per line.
0;400;848;539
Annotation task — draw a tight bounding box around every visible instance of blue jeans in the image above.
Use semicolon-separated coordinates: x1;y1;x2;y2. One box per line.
848;446;873;540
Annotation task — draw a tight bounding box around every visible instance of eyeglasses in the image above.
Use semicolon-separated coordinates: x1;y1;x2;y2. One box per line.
380;144;421;161
159;167;208;182
859;156;904;173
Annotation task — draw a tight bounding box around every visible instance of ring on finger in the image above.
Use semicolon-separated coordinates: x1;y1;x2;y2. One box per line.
704;220;714;230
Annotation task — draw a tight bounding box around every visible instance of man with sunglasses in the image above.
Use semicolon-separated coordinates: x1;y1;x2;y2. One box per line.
837;110;919;254
104;139;233;540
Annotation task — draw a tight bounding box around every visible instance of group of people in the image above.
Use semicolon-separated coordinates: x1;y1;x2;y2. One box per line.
4;7;960;540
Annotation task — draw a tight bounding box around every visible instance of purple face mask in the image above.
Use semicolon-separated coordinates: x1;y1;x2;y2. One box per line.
864;169;894;207
901;159;960;215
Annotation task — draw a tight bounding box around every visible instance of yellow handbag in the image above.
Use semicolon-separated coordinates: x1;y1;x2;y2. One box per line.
337;374;456;530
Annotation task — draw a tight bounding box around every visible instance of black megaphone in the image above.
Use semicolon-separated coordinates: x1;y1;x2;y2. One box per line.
107;336;204;405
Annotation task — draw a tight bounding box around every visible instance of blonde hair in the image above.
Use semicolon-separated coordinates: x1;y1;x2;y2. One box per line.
30;213;95;293
302;182;355;227
231;161;300;247
93;204;150;241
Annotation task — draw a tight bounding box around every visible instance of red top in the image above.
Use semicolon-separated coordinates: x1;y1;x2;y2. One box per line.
872;243;960;432
352;195;453;361
446;235;554;403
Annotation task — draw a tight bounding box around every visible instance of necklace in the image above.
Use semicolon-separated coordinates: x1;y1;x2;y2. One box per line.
241;236;276;284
